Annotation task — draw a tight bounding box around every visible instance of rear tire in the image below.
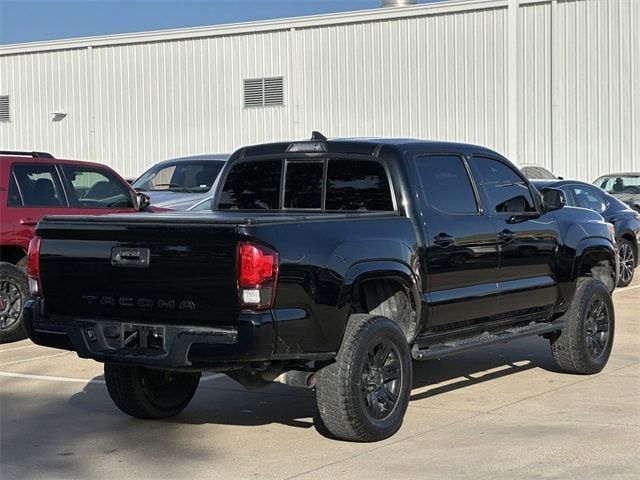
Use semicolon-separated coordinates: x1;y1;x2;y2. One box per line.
104;363;200;419
0;262;28;344
316;314;412;442
550;278;614;374
617;238;636;287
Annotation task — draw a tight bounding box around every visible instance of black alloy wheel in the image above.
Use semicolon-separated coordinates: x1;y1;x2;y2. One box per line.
361;339;402;420
584;298;611;361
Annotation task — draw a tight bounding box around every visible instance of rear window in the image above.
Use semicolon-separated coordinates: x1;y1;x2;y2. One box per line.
284;161;324;209
218;158;394;211
325;160;393;211
218;160;282;209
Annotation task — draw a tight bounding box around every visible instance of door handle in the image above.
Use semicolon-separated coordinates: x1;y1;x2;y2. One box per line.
20;218;38;226
433;233;455;248
499;229;516;243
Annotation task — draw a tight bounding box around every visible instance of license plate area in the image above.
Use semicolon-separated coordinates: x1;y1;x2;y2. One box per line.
123;324;166;353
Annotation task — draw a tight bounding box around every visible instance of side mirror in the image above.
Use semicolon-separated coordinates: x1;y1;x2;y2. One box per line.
541;188;566;212
135;192;151;211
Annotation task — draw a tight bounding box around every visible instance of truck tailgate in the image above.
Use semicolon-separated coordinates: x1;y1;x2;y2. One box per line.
37;216;240;327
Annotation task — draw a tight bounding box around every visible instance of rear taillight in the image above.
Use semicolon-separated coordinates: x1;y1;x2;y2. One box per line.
27;236;42;297
238;242;278;309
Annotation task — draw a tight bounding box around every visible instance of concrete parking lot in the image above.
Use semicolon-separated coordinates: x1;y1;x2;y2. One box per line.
1;280;638;480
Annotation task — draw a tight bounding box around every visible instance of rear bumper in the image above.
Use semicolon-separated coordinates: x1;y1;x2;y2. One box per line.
23;299;275;369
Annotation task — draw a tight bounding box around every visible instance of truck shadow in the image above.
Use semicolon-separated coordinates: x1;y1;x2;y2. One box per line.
64;335;559;438
409;335;558;402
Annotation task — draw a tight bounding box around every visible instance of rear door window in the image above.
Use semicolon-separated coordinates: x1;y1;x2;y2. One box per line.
10;164;66;207
415;155;478;214
61;166;134;209
7;174;22;206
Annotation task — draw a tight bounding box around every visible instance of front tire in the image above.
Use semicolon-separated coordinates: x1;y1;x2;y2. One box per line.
550;278;615;374
0;262;28;344
104;363;200;419
316;314;412;442
617;238;636;287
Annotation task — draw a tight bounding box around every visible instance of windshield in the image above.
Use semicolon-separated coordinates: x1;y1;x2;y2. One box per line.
595;175;640;195
133;161;224;193
189;197;213;211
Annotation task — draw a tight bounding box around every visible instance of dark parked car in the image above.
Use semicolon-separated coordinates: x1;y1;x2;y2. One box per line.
519;164;561;180
533;179;640;287
26;136;618;442
132;154;228;209
593;173;640;213
0;150;154;343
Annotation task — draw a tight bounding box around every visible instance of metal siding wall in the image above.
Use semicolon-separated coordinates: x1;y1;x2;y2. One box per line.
0;0;637;180
89;31;291;177
292;7;509;155
552;0;640;180
517;1;552;168
0;49;92;160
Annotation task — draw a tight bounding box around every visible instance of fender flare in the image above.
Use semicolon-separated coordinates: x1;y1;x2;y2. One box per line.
337;259;422;340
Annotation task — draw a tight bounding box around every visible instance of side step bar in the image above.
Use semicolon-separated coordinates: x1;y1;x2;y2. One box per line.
411;320;565;361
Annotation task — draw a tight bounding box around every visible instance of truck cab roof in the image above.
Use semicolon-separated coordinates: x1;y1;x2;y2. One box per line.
239;137;501;159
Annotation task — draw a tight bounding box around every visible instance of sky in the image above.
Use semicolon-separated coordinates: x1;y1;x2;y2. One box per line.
0;0;439;45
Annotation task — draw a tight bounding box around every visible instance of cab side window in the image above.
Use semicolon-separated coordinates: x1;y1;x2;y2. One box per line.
415;155;478;214
10;164;65;207
470;157;536;213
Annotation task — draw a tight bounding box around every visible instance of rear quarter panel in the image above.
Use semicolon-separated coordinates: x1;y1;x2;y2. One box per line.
242;215;418;355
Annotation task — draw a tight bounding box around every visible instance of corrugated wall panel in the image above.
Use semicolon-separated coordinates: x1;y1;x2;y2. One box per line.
0;0;637;180
517;1;552;168
88;30;292;177
292;6;509;157
552;0;640;180
0;48;92;160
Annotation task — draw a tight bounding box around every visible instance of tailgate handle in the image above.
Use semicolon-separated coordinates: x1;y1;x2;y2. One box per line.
111;247;150;267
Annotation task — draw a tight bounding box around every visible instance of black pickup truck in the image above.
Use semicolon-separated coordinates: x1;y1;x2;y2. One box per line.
25;136;618;442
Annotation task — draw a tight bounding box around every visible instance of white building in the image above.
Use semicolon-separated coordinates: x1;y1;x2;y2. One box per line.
0;0;638;180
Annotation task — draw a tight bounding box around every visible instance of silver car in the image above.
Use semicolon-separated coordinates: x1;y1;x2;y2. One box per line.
132;154;228;210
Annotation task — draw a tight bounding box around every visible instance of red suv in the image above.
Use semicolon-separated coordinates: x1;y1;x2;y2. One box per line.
0;151;152;343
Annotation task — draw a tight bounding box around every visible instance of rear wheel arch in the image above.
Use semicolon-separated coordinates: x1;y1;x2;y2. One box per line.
340;262;421;343
0;246;27;270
